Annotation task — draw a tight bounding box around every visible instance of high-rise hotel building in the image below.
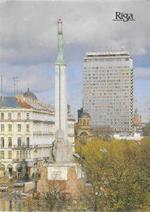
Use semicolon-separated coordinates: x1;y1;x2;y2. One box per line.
83;52;133;133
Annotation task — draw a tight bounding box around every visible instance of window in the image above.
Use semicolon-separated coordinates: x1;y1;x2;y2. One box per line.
20;151;22;159
17;124;21;132
79;119;82;125
1;124;4;132
17;112;21;120
17;151;19;159
1;113;4;120
83;119;86;126
26;124;30;132
17;137;21;146
29;151;31;159
8;151;12;159
8;113;11;120
26;113;30;120
26;137;30;147
25;151;28;158
0;151;4;159
23;150;25;159
1;137;4;148
8;124;12;132
8;137;12;147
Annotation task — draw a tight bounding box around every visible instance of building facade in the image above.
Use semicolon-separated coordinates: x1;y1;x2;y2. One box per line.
75;108;93;143
83;52;133;133
0;90;74;176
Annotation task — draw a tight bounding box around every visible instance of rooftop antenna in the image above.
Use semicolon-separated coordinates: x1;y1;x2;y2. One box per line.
13;77;16;96
1;75;3;100
16;77;19;95
13;76;19;96
19;78;23;95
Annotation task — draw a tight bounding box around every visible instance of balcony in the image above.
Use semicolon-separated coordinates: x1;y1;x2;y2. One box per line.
12;144;52;150
12;159;22;163
33;132;54;136
12;145;30;150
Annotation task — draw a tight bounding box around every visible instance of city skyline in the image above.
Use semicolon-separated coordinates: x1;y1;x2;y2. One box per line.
0;0;149;121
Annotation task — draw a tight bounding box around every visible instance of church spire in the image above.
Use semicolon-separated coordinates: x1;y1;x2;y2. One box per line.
56;19;64;64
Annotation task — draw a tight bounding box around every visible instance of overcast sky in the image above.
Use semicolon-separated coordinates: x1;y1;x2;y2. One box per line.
0;0;150;121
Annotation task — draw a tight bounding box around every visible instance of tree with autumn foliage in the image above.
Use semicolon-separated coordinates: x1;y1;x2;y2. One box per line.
75;138;150;211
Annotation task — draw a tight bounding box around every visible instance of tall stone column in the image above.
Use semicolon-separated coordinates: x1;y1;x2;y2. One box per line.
55;19;67;142
53;19;73;163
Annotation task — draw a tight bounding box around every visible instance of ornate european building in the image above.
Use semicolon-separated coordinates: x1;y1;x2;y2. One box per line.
0;89;75;177
75;108;93;143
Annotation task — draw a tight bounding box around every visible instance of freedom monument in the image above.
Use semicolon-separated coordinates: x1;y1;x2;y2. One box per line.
38;19;84;197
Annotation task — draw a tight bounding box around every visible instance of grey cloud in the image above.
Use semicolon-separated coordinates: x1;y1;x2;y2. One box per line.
0;0;149;121
0;0;149;65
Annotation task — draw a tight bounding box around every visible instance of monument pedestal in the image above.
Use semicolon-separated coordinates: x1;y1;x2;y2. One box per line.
48;162;85;198
38;131;85;198
38;162;85;198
